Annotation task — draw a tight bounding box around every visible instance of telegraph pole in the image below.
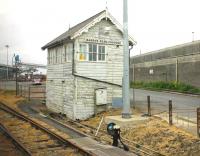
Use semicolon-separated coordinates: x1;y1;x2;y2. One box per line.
122;0;131;118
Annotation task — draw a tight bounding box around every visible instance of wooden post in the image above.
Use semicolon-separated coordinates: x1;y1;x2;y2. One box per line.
169;100;172;125
197;108;200;137
147;95;151;116
28;86;31;101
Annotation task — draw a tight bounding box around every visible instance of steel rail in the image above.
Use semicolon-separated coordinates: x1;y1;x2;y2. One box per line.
46;114;163;156
0;123;32;156
0;102;95;156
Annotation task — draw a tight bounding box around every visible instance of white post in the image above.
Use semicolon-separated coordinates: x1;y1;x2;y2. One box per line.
122;0;131;118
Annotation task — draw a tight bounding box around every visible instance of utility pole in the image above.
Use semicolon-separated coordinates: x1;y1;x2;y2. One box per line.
5;45;9;80
122;0;131;118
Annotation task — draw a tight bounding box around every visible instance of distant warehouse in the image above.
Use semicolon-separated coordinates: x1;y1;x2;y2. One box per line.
131;40;200;87
42;10;135;120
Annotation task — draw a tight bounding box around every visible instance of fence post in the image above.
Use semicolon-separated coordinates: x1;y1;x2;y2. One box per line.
20;85;22;96
197;108;200;137
28;86;31;101
147;95;151;116
169;100;173;125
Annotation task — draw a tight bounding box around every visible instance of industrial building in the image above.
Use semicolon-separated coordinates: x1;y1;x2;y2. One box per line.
42;10;135;120
131;40;200;87
0;64;15;80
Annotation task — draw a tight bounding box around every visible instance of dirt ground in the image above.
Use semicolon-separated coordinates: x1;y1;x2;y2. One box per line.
0;90;24;107
81;109;200;156
1;90;200;155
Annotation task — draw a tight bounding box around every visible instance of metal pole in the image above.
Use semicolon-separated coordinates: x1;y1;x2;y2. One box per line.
28;85;31;101
15;62;18;96
192;32;194;42
169;100;173;125
176;58;178;83
5;45;9;80
122;0;131;118
147;96;151;116
197;108;200;137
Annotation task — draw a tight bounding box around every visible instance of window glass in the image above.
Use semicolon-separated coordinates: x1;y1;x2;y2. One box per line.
89;44;97;61
55;48;58;63
53;49;55;64
48;50;50;64
63;44;72;62
67;44;72;62
64;45;67;62
98;45;105;61
79;44;87;61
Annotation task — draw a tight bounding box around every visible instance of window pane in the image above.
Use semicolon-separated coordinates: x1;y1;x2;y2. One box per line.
67;48;72;62
98;54;101;60
88;44;97;61
98;46;105;61
93;45;97;52
89;44;92;52
80;44;86;52
64;46;67;62
55;49;58;63
94;53;96;61
79;44;87;61
93;53;97;61
102;46;105;54
102;54;105;61
89;53;92;61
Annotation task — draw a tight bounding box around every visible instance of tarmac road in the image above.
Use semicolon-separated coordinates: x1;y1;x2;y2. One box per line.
130;89;200;120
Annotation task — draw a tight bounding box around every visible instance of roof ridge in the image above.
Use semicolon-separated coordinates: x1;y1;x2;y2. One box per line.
42;10;106;50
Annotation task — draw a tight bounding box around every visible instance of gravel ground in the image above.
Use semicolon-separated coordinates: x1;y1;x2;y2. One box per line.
1;90;200;156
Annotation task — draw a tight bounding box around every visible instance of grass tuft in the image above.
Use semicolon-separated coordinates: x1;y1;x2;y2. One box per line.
131;81;200;94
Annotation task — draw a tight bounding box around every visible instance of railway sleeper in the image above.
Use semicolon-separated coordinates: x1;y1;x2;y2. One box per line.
33;149;81;156
26;143;62;151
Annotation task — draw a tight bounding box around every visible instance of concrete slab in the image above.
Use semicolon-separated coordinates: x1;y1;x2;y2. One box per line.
68;137;136;156
104;115;148;128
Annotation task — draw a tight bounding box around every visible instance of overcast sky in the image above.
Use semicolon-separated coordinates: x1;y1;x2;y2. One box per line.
0;0;200;65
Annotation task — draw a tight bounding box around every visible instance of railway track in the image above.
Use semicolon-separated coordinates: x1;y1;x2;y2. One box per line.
0;123;31;156
0;103;93;156
46;113;164;156
0;125;25;156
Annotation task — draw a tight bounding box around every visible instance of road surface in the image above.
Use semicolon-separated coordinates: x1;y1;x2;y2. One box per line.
130;89;200;119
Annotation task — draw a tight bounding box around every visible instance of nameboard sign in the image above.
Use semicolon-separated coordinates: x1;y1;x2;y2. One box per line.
85;38;122;45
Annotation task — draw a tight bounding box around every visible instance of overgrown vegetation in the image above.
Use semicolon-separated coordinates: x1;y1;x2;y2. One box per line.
131;81;200;94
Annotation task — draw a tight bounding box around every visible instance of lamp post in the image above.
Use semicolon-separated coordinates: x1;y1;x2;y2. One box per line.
192;32;194;42
5;45;9;80
122;0;131;118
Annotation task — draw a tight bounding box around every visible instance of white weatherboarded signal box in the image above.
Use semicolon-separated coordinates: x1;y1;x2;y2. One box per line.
95;88;107;105
42;10;135;120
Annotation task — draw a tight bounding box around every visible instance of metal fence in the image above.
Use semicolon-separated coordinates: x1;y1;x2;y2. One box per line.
134;95;199;136
0;80;46;101
19;84;46;101
0;80;18;90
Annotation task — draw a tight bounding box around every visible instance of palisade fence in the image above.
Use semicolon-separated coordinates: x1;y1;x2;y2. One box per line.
18;83;46;101
0;80;16;90
0;80;46;101
134;95;199;137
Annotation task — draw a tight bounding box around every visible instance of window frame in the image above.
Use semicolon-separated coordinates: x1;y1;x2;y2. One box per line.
88;44;97;62
79;44;88;61
63;44;72;63
78;43;106;62
98;45;106;62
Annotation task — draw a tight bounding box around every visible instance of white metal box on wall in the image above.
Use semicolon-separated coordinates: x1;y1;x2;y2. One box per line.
95;88;107;105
